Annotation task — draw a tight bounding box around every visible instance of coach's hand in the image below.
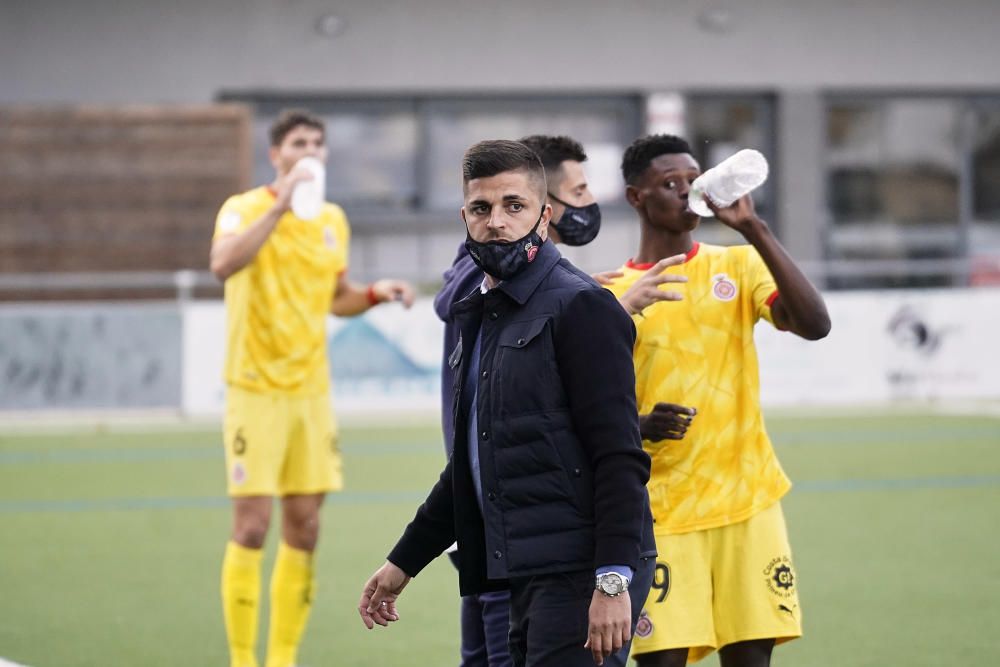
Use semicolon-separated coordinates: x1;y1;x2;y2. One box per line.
359;561;410;630
617;255;688;316
639;403;696;442
371;279;417;308
585;590;631;666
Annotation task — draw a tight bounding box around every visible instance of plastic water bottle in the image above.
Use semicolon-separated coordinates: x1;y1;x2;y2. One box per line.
688;149;769;217
290;156;326;220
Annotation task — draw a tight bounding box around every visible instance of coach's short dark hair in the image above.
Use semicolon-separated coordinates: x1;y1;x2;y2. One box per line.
269;109;325;147
519;135;587;173
462;140;547;199
621;134;693;185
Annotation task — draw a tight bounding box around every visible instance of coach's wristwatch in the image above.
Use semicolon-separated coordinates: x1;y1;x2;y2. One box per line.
595;572;629;597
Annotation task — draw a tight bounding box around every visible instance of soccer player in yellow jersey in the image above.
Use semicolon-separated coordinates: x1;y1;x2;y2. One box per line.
209;109;415;667
605;135;830;667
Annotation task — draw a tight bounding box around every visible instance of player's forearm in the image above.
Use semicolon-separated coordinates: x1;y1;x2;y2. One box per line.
744;219;831;340
330;279;376;317
210;207;283;281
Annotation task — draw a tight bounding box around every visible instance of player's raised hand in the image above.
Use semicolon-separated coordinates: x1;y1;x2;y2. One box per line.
704;193;764;238
639;403;697;443
371;279;417;308
271;166;315;213
358;561;410;630
617;255;689;316
591;270;624;286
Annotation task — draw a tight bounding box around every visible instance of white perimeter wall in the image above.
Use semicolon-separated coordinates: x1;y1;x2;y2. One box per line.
180;288;1000;418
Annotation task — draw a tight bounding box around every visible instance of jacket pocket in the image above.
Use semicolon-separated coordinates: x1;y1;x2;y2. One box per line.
494;317;555;418
497;317;549;350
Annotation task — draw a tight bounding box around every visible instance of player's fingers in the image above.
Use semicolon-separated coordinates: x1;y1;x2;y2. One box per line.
391;284;416;308
647;254;687;273
401;284;417;307
288;167;315;185
592;271;624;285
651;273;688;285
650;404;690;419
647;290;684;302
655;403;697;416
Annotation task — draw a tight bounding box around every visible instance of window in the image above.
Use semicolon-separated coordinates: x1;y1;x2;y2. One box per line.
248;100;420;212
230;94;642;223
421;97;639;212
826;97;963;288
685;95;777;226
971;103;1000;242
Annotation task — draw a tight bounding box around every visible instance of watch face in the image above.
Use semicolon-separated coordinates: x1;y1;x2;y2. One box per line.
600;573;624;595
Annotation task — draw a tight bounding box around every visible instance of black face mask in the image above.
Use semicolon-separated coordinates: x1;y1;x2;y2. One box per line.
464;207;545;281
548;193;602;246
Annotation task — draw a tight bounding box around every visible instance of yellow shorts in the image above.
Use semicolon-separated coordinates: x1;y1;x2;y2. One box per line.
222;386;344;497
631;501;802;663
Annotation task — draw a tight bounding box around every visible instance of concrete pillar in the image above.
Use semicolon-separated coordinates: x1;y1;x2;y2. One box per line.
777;90;827;282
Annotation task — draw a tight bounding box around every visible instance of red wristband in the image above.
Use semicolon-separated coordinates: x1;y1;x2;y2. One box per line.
366;283;381;307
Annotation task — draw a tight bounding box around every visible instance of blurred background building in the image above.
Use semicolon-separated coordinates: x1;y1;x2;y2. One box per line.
3;0;1000;291
1;0;999;412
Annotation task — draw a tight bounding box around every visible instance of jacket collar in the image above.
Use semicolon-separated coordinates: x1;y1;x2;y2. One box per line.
453;239;561;313
495;240;561;305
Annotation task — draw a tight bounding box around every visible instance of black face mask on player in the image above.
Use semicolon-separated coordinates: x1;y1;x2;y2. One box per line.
548;193;602;246
464;207;546;281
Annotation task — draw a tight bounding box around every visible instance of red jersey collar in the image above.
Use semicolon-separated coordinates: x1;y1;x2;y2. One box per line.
626;242;700;270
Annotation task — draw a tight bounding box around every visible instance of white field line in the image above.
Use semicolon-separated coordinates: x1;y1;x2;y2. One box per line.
0;657;32;667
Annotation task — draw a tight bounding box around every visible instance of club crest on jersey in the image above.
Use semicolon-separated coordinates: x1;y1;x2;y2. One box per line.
635;610;654;638
323;227;337;249
231;461;247;486
525;242;538;262
711;273;738;302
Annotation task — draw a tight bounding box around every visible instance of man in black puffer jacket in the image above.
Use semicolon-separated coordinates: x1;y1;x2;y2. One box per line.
359;139;655;667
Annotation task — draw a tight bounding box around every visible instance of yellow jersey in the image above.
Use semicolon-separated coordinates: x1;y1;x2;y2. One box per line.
606;242;790;534
213;186;350;395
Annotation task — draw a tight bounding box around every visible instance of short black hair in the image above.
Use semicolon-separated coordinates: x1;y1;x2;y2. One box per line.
462;139;547;200
621;134;693;185
519;135;587;173
269;108;325;147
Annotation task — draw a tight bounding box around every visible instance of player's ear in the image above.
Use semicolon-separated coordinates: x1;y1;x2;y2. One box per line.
460;207;468;225
268;145;281;171
625;184;643;209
